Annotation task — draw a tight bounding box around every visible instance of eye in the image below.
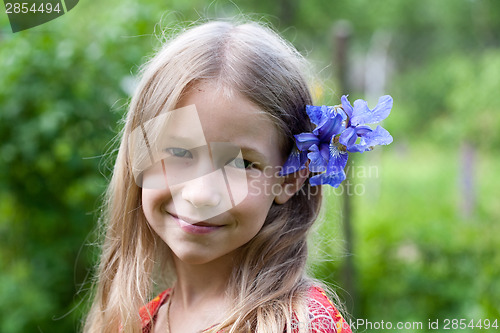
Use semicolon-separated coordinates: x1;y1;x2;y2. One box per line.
164;147;193;158
226;157;255;169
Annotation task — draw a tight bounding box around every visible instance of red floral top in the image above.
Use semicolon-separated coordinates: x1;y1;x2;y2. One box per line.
140;287;351;333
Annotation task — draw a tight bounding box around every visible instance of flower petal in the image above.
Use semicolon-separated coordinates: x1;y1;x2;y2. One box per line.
319;143;331;161
280;147;308;175
310;170;346;188
350;99;370;126
327;143;348;174
307;144;327;172
371;95;393;121
355;125;373;136
363;125;393;147
305;105;326;126
341;95;353;119
346;125;392;153
339;126;357;147
313;112;344;142
351;95;393;126
346;144;371;153
294;132;319;151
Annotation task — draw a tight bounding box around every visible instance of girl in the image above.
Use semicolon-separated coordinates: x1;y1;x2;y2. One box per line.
84;19;356;333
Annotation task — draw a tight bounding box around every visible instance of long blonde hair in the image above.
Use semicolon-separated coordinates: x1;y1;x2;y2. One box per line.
84;19;332;333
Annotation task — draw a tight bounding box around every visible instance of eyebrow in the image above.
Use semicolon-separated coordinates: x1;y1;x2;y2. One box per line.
162;135;204;147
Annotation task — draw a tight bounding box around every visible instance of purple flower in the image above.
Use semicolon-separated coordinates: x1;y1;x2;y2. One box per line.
339;95;393;153
281;95;393;188
280;146;308;175
310;169;346;187
281;105;348;187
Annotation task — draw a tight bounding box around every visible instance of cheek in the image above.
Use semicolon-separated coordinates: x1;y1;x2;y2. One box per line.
238;174;281;219
246;170;283;202
141;188;170;219
141;190;155;223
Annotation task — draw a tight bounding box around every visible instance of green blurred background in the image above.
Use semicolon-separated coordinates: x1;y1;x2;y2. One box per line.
1;0;499;332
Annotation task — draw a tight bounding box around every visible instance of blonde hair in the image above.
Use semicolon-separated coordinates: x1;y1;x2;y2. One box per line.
84;19;334;333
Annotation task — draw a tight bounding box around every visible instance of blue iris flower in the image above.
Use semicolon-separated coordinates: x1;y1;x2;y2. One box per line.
339;95;393;153
281;95;393;188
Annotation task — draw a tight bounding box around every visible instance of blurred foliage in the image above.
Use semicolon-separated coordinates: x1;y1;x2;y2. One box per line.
352;145;500;330
1;0;499;332
389;50;500;149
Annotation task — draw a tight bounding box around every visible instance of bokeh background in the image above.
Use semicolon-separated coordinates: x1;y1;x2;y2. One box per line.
1;0;499;332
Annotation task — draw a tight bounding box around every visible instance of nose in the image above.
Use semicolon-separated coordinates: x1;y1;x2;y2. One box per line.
181;170;224;208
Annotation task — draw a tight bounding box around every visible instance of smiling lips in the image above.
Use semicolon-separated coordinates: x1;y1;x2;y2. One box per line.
170;214;225;234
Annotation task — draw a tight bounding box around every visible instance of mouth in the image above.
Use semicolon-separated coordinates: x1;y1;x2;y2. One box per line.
170;213;225;234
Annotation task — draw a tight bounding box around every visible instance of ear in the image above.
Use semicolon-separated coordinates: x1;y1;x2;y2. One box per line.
274;167;310;204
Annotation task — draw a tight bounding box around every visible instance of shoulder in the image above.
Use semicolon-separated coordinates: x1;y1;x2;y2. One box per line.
139;289;171;331
302;286;352;333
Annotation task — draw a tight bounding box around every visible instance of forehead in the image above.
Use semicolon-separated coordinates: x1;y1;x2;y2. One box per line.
173;83;283;161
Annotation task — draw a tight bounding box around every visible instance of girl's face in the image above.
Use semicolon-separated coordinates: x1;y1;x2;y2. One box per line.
141;82;288;265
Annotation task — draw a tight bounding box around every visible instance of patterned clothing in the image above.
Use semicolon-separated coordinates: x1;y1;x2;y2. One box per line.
140;287;352;333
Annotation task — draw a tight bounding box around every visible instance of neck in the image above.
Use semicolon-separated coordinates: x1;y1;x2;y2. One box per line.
171;252;234;310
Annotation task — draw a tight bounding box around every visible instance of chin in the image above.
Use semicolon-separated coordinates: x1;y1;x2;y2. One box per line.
171;249;220;265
